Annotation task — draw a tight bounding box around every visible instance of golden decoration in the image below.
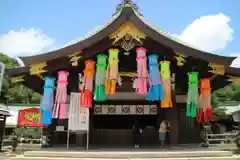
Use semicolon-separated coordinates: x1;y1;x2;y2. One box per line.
119;72;136;77
174;52;186;67
11;75;25;83
208;63;225;75
68;51;82;66
29;62;47;75
123;3;131;7
109;22;146;44
228;76;240;84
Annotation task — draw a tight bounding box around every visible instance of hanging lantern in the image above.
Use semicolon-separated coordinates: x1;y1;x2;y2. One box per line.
146;54;165;101
105;48;119;96
196;78;213;124
94;54;107;101
186;72;199;123
80;60;95;108
160;61;172;108
136;47;148;95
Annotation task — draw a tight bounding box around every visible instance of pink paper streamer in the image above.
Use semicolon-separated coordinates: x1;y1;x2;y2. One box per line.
136;47;148;95
52;71;69;119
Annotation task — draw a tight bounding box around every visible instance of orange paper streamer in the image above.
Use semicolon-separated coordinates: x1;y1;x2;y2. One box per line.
160;61;172;108
105;48;119;95
80;60;95;108
196;78;213;123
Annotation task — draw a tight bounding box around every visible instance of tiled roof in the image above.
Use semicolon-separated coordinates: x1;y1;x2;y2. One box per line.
21;9;122;57
132;10;209;53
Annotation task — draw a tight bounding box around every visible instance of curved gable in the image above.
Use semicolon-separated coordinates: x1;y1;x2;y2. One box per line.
19;6;236;66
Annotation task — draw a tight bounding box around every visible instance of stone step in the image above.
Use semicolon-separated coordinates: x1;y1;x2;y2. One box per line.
10;155;240;160
21;150;234;158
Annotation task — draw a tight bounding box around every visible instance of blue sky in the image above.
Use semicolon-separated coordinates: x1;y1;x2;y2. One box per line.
0;0;240;65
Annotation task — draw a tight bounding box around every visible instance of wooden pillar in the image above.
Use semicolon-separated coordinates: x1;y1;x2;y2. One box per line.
0;116;6;150
166;91;179;145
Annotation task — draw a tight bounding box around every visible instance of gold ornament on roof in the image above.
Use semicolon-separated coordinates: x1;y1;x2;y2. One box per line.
11;75;25;83
29;62;47;76
68;51;82;66
109;22;146;44
119;72;137;77
123;3;131;7
174;52;186;67
208;63;225;75
228;76;240;84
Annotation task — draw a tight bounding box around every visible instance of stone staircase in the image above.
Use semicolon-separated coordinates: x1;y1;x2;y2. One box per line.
9;150;240;160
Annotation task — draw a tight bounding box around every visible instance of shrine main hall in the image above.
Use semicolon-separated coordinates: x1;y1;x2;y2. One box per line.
8;0;240;147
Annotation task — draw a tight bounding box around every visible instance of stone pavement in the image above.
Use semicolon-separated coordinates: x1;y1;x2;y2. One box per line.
0;152;8;160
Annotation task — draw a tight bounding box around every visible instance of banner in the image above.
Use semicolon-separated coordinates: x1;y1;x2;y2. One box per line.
68;93;89;131
17;108;43;127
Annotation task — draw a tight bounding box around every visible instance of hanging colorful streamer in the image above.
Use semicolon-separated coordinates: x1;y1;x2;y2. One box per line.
160;61;172;108
40;76;55;125
52;71;69;119
80;60;95;108
94;54;107;101
196;78;213;124
136;47;148;95
186;72;199;121
146;54;165;101
105;48;119;96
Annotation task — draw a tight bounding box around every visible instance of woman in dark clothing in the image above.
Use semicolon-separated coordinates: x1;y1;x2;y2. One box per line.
133;120;142;148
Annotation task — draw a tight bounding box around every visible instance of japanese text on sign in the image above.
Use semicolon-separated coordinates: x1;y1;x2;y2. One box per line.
17;108;42;127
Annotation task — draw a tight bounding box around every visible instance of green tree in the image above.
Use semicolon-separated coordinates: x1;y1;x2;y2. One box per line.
0;53;41;104
14;127;41;138
211;83;240;116
213;83;240;103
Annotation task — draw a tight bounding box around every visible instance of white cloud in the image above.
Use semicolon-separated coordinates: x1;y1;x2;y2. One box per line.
177;13;233;52
230;54;240;68
0;28;54;58
175;13;240;68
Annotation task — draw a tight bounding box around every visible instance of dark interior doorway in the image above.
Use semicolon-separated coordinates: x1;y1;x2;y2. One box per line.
94;115;158;129
91;114;160;147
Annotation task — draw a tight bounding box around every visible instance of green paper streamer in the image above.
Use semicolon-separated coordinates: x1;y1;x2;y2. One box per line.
186;72;199;118
94;54;107;101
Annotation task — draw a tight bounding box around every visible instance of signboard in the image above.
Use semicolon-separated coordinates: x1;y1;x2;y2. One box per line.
17;108;43;127
68;93;89;131
79;107;89;131
56;126;65;131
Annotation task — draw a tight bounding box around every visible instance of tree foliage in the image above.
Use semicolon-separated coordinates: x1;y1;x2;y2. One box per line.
212;83;240;116
212;83;240;104
0;53;41;104
14;127;41;138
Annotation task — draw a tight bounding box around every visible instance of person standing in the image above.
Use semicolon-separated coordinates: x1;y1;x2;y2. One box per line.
158;120;169;147
133;120;142;148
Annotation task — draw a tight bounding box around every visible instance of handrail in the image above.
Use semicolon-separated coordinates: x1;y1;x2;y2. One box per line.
206;132;238;144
